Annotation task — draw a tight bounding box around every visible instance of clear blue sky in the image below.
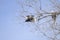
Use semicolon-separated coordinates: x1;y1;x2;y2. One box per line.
0;0;60;40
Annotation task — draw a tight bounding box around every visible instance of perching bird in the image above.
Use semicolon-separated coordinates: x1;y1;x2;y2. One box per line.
25;15;35;22
50;10;57;21
52;13;56;21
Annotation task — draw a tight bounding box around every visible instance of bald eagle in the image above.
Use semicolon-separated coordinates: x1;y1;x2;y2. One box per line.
25;15;35;22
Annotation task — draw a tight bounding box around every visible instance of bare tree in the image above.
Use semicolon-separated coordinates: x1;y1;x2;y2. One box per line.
18;0;60;40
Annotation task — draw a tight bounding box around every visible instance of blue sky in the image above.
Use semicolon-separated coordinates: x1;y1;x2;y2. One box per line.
0;0;38;40
0;0;60;40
